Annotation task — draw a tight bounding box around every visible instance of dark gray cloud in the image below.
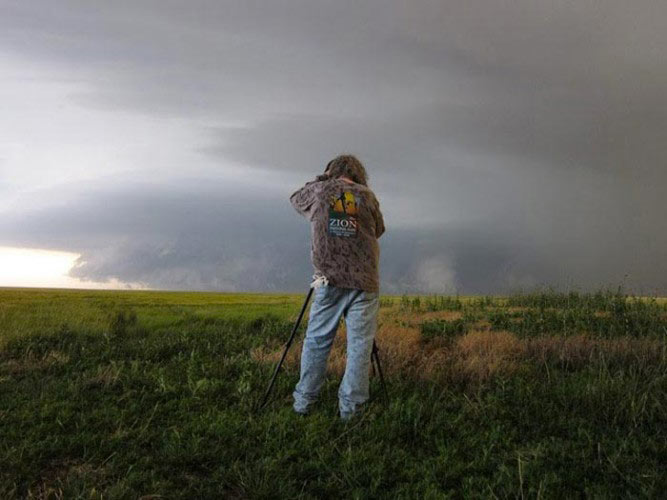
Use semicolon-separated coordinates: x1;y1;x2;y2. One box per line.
0;180;308;291
1;179;664;294
1;1;666;294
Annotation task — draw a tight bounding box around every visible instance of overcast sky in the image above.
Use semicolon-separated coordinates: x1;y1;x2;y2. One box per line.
1;1;666;294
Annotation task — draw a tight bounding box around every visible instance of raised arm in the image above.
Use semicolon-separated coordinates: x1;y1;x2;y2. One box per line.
289;173;329;220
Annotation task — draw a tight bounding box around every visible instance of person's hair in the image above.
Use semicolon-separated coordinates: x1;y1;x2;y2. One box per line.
325;154;368;186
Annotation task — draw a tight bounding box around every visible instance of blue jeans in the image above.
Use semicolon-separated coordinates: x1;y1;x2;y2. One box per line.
293;284;379;419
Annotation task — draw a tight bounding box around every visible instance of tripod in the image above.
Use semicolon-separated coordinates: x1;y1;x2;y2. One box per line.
258;286;388;411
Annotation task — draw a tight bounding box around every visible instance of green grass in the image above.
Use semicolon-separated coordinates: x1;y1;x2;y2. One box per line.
1;287;666;498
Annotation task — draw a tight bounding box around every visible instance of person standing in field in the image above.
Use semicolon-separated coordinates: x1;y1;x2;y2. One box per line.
289;154;385;421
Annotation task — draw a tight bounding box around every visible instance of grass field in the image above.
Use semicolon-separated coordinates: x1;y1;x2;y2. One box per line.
1;287;666;498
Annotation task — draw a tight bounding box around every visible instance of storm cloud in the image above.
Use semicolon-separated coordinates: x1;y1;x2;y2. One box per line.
1;1;666;294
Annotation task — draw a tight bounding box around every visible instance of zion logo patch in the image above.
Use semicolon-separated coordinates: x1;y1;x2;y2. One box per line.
328;191;359;238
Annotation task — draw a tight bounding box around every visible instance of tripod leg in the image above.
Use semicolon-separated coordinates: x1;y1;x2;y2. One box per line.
258;287;314;411
371;340;389;405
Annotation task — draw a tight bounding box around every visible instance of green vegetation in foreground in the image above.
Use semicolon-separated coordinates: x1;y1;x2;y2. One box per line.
1;287;666;498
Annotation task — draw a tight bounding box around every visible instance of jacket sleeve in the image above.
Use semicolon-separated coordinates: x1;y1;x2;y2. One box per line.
289;174;329;220
373;194;386;238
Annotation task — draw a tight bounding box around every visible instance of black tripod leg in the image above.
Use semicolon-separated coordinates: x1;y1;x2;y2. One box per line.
258;287;314;411
371;340;389;405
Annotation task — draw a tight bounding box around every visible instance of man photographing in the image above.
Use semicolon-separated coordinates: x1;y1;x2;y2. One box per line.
289;154;385;421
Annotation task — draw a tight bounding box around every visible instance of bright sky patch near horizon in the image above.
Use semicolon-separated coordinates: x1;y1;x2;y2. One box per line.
0;246;145;289
1;1;666;294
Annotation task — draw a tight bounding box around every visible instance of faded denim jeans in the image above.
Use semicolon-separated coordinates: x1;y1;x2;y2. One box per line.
293;284;379;419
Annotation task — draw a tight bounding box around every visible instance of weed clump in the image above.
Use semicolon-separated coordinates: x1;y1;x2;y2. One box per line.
400;294;466;312
421;318;469;341
379;297;395;308
108;309;138;336
454;330;525;382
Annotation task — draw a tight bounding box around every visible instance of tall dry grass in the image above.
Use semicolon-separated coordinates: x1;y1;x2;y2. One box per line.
252;307;666;384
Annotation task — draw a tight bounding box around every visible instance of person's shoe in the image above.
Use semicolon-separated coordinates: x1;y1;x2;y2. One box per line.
340;402;367;422
292;405;310;417
340;412;355;422
340;408;363;422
